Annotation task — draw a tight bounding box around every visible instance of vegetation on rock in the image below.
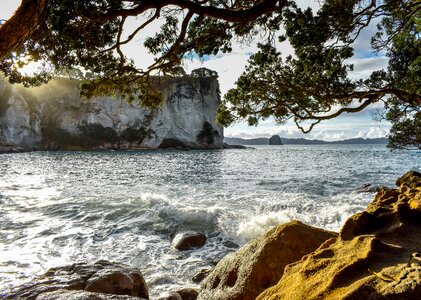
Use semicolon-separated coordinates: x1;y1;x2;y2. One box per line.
0;1;420;148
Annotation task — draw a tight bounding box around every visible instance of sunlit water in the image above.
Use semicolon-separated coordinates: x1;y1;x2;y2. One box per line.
0;145;420;297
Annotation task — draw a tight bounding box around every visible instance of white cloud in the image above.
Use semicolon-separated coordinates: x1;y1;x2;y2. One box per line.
347;56;389;80
185;52;250;94
0;0;18;20
297;0;321;10
356;127;389;139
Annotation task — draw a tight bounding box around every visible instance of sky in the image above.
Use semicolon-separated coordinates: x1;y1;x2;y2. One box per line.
1;0;391;141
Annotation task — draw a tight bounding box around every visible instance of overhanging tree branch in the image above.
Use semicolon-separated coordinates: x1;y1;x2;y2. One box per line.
0;0;48;60
97;0;284;23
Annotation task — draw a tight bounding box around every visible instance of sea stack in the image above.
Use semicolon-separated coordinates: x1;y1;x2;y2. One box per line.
269;135;283;145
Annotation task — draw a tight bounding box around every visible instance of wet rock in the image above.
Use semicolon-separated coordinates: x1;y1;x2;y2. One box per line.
7;260;149;300
176;288;199;300
157;292;183;300
198;221;337;300
192;268;213;283
157;288;198;300
221;240;239;249
35;289;143;299
223;143;247;149
354;183;389;193
172;232;207;251
257;171;421;300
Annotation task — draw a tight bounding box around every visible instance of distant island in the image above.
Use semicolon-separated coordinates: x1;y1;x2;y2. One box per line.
224;136;388;145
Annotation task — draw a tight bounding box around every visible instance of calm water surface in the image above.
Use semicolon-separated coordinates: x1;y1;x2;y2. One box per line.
0;145;420;297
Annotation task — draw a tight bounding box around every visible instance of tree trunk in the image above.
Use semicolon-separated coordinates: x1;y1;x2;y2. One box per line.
0;0;48;60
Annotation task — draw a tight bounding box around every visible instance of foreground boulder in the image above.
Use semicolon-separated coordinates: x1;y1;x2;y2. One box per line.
35;289;141;299
258;171;421;300
8;260;149;300
198;221;337;300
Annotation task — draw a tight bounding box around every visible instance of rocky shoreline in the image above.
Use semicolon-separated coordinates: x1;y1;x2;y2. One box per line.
5;171;421;299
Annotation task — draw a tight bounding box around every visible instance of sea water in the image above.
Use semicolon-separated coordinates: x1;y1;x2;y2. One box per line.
0;145;420;297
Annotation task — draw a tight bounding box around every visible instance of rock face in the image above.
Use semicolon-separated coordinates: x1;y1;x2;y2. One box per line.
172;232;207;251
0;72;223;152
7;260;149;300
198;221;337;300
0;79;42;152
268;135;283;145
258;171;421;300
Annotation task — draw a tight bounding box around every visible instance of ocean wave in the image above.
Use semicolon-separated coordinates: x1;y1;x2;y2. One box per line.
236;209;302;243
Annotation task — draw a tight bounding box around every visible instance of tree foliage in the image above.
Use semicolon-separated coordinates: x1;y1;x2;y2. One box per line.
0;0;420;148
218;0;421;149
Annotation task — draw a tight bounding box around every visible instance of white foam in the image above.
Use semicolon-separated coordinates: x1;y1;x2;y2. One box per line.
236;209;302;243
138;192;224;229
139;192;169;206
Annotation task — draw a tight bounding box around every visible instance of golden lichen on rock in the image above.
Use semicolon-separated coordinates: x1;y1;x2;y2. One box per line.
257;171;421;300
198;221;337;300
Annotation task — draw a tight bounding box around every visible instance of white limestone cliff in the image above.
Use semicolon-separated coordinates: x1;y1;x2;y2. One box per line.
0;73;223;152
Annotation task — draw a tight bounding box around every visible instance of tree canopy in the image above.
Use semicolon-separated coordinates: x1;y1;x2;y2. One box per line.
0;0;420;149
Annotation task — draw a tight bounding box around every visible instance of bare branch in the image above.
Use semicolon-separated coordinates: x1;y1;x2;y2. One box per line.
147;10;195;73
295;119;321;134
116;16;127;67
103;9;161;53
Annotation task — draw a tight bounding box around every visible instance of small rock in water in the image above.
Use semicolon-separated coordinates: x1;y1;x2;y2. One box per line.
172;232;207;251
192;268;213;283
35;289;143;299
176;288;199;300
7;260;149;299
222;240;239;249
354;183;388;193
158;288;198;300
157;292;183;300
